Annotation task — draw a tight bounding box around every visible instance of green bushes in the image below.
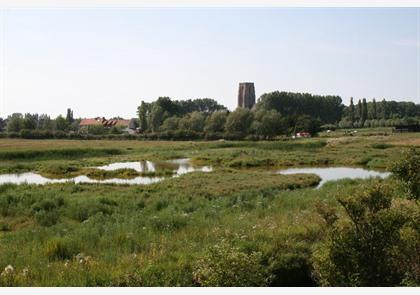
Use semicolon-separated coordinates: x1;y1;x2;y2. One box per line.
391;147;420;200
266;238;317;286
312;182;419;286
193;242;269;286
32;198;65;226
371;143;394;149
68;201;114;222
45;238;81;261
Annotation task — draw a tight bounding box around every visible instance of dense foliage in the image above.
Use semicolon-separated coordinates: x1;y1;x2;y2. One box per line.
255;91;344;124
1;91;419;140
313;182;419;286
340;98;420;128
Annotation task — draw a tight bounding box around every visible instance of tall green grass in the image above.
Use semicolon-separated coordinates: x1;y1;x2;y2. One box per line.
0;148;123;161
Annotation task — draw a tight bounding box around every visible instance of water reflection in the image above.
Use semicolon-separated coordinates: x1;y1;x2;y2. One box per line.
0;159;212;185
278;167;391;188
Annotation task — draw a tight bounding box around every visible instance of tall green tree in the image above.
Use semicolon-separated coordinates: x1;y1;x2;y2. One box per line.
137;101;150;131
54;115;68;131
252;109;284;138
66;108;74;123
204;111;228;133
361;98;368;123
349;97;355;125
178;112;206;132
23;113;38;130
6;113;24;133
225;108;253;136
149;105;166;132
372;99;377;119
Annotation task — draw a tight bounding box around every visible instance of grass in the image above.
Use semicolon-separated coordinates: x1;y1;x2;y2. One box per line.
0;130;418;286
0;148;122;161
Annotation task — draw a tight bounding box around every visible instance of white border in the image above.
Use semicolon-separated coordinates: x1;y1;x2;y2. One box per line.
1;0;420;8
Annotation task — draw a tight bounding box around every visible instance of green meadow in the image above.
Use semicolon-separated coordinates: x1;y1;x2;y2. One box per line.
0;131;418;286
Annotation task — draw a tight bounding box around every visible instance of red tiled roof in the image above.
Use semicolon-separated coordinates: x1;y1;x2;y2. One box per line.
80;118;130;127
79;118;103;126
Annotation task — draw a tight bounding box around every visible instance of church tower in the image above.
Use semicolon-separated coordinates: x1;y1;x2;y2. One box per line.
237;82;255;109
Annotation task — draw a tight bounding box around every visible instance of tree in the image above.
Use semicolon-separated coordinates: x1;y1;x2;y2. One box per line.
160;116;180;132
148;105;166;132
23;113;38;130
66;108;74;124
349;97;355;126
6;113;24;133
294;115;321;136
204;111;228;133
372;99;377;119
256;91;343;124
38;114;53;131
252;109;284;138
87;125;106;135
54;115;68;131
0;118;5;132
313;182;418;286
178;112;206;132
361;98;368;123
357;99;362;121
137;101;150;132
225;108;253;136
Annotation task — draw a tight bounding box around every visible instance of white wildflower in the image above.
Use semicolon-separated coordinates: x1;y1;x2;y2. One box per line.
1;265;14;276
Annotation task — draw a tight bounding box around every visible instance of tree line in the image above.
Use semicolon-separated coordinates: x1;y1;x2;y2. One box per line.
1;91;419;140
340;98;420;128
137;95;326;139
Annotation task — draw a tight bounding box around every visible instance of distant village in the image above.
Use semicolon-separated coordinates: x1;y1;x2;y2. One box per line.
79;117;138;134
0;82;419;139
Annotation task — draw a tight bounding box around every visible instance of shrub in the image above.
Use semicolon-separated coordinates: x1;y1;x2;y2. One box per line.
34;210;59;226
391;147;420;200
312;182;417;286
44;238;80;261
371;143;393;149
193;242;269;286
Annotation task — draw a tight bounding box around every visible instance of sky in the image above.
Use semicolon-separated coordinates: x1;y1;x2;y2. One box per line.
0;7;419;118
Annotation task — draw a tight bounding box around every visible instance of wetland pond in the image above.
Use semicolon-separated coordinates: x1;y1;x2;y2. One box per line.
0;158;212;185
278;167;391;188
0;159;390;187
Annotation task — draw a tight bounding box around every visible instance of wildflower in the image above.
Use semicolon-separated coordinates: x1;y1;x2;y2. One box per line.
1;265;14;276
22;267;29;277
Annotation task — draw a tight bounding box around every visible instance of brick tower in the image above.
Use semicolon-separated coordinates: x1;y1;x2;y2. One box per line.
237;82;255;109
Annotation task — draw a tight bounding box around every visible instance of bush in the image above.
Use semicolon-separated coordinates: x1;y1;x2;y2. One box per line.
312;182;418;286
193;242;269;286
392;147;420;200
371;143;393;149
44;238;80;261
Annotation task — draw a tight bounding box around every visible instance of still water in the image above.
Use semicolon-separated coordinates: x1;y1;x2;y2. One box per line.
278;167;391;188
0;159;212;185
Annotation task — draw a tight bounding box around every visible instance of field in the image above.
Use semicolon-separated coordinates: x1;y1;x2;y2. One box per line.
0;131;418;286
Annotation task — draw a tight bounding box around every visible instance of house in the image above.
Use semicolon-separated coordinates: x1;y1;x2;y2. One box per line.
79;117;136;133
79;117;105;127
295;131;311;138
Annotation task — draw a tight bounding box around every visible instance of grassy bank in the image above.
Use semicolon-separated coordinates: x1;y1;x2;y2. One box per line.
0;131;418;286
0;133;418;176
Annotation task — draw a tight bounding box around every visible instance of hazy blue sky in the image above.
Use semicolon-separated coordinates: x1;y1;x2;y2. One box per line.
0;7;419;118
